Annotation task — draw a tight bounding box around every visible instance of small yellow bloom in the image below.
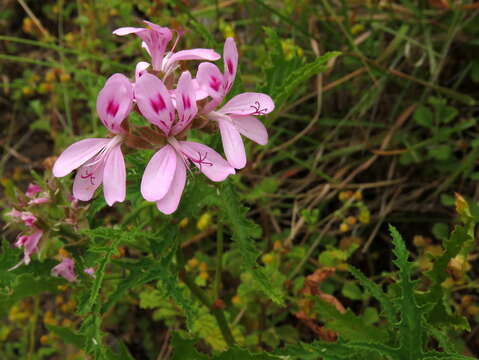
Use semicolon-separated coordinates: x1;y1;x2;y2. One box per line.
45;69;56;82
59;72;71;83
232;295;242;306
197;212;212;231
351;24;365;35
179;217;189;228
261;253;274;265
358;209;370;224
345;216;357;225
187;257;199;268
353;191;363;201
199;271;209;280
339;223;349;233
22;86;33;96
40;335;49;345
198;262;208;272
273;240;283;251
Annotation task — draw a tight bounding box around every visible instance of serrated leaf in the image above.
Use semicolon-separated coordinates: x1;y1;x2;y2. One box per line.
348;265;396;325
314;299;389;343
389;224;424;358
215;181;283;304
45;325;85;349
272;52;340;110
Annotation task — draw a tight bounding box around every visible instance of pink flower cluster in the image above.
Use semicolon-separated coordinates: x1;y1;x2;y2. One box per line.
7;183;50;270
53;20;274;214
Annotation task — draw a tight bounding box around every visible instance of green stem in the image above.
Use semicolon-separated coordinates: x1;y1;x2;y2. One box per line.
176;247;235;347
214;222;224;299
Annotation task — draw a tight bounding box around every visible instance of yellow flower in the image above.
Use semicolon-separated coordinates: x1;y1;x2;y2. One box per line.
197;212;212;231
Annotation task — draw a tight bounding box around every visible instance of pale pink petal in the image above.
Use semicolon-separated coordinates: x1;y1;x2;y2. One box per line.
84;267;96;277
134;73;174;135
137;24;172;71
73;158;106;202
113;27;145;36
166;49;220;68
51;257;77;282
53;138;110;178
196;62;225;100
28;197;51;205
179;141;235;181
22;229;43;265
218;120;246;169
192;79;209;101
96;74;134;134
172;71;197;135
223;37;238;93
21;212;37;227
156;155;186;215
135;61;150;81
141;145;177;201
103;145;126;206
219;92;275;116
231;115;268;145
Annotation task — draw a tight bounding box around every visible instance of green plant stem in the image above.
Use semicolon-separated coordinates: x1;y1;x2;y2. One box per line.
214;222;224;300
176;247;235;347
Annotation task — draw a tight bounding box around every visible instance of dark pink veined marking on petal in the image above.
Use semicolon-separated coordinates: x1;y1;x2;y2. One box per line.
182;94;191;110
209;76;221;92
182;151;213;172
150;93;166;114
106;100;119;117
227;59;234;75
250;100;268;116
80;169;96;185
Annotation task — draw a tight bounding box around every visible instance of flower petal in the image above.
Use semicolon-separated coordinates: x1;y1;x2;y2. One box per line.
135;73;174;135
219;92;275;116
141;145;177;201
192;79;209;101
53;138;110;178
113;27;145;36
135;61;150;81
156;155;186;215
180;141;235;181
223;37;238;93
196;62;225;101
167;48;220;67
73;158;106;202
96;73;133;133
103;145;126;206
172;71;197;135
232;115;268;145
218;120;246;169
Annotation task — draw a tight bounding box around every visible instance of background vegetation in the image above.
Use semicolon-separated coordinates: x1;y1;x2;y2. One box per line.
1;0;479;359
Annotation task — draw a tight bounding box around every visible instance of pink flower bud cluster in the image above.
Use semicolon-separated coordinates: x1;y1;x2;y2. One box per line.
53;20;274;214
7;183;50;270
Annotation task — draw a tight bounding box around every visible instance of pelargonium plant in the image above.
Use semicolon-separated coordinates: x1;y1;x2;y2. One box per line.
8;20;274;283
52;20;274;215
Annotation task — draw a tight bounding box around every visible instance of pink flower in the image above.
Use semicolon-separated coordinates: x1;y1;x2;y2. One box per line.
84;267;96;278
26;183;42;198
51;257;77;283
21;211;37;227
113;20;220;76
53;74;133;206
196;38;274;169
134;71;235;214
9;228;43;270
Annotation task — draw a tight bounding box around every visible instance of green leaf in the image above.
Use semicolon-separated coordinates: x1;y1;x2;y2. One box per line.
45;325;85;349
216;182;284;304
272;51;340;110
348;265;396;325
414;106;433;127
389;224;424;358
314;299;389;343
